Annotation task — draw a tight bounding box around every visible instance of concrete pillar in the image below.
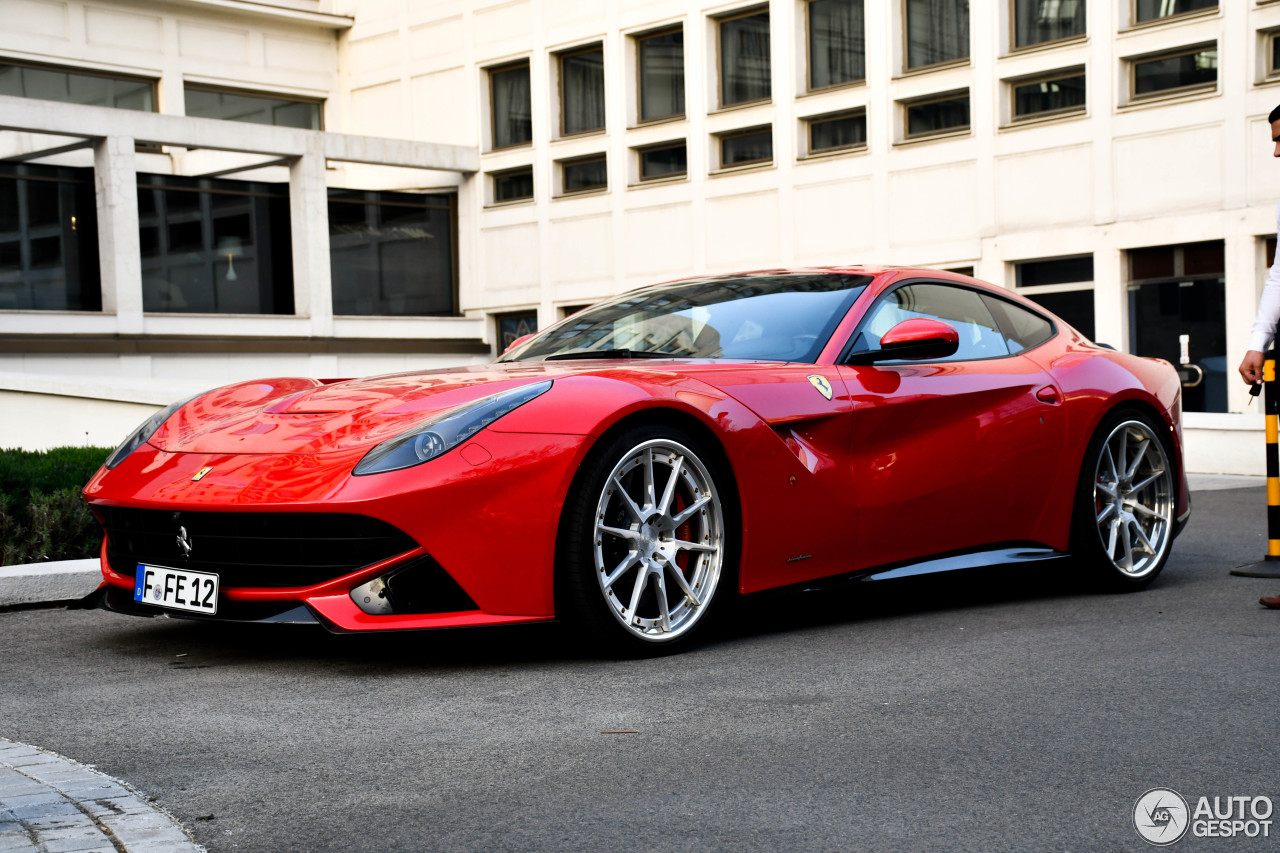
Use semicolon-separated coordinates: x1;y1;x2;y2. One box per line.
1093;247;1126;351
289;134;332;335
93;135;143;335
1225;231;1258;414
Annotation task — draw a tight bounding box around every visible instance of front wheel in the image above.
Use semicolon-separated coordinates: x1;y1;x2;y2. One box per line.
1072;412;1176;589
559;425;734;655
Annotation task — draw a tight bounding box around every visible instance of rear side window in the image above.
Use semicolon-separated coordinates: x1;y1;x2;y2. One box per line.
982;295;1055;354
850;283;1010;362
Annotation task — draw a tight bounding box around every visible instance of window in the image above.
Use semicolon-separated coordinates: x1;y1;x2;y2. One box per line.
1013;254;1094;341
559;44;605;136
905;0;969;70
136;174;293;315
806;110;867;154
851;283;1008;361
719;8;771;107
492;167;534;203
1131;45;1217;98
0;61;154;111
718;126;773;169
0;163;100;311
184;86;321;129
1128;241;1225;413
637;140;688;181
637;28;685;122
1271;32;1280;79
329;190;455;317
808;0;865;90
1012;70;1086;121
1134;0;1216;24
489;62;532;149
561;155;607;194
903;91;970;139
498;311;538;351
982;296;1055;353
1013;0;1085;49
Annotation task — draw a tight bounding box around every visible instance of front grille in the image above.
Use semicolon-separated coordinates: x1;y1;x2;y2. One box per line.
97;506;417;588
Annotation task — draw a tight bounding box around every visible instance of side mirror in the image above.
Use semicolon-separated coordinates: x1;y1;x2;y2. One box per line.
503;333;535;355
863;318;960;362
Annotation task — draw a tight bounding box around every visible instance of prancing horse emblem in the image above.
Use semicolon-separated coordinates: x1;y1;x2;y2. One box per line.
176;526;192;559
192;466;213;481
808;374;833;400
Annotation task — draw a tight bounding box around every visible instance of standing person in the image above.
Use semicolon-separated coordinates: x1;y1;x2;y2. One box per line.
1237;104;1280;609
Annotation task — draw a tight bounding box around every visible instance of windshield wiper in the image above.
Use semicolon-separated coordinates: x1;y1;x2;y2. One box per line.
543;348;685;361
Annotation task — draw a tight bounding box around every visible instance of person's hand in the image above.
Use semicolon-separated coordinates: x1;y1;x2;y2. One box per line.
1239;350;1266;385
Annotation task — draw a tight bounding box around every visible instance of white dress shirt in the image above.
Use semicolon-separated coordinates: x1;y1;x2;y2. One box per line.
1249;202;1280;352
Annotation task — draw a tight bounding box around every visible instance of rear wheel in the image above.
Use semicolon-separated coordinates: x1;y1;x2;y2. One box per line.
1072;412;1176;589
560;425;732;655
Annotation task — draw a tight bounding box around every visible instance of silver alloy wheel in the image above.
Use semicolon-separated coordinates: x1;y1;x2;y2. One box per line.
593;438;725;642
1092;419;1174;578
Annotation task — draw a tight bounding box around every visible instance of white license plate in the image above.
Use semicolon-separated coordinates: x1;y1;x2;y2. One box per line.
134;564;219;615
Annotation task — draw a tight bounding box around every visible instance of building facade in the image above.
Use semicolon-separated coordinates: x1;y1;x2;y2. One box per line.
0;0;1274;472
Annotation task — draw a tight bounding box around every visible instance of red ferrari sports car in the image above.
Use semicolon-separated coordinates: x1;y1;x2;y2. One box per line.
84;267;1189;653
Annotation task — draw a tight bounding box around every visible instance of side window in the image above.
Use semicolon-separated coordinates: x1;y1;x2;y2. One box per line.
981;294;1055;354
852;283;1009;361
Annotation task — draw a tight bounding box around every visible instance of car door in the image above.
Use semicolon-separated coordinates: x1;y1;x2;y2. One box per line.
835;281;1067;571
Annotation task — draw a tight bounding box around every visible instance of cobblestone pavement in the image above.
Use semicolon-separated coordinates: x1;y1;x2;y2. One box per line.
0;739;200;853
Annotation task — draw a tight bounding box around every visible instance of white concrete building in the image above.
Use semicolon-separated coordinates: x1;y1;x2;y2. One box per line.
0;0;1273;473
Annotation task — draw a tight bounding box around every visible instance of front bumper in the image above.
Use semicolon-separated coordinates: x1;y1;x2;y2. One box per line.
84;429;592;630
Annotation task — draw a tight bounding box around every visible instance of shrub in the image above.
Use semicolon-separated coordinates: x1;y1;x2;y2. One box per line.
0;447;112;566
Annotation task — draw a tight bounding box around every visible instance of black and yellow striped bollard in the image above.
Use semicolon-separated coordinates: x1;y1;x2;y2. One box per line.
1231;352;1280;578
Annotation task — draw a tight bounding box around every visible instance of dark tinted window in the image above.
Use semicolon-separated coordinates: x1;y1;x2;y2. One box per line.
506;273;871;363
640;142;687;180
185;87;320;129
1015;255;1093;287
1024;290;1095;341
906;94;970;137
852;283;1008;361
983;295;1055;353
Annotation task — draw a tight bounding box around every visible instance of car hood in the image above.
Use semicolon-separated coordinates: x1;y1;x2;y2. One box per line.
148;360;763;456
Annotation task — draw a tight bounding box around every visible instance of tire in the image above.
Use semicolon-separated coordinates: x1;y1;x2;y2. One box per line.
559;424;735;655
1071;410;1177;590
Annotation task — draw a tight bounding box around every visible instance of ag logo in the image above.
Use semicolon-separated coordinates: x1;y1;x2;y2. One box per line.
807;374;833;400
1134;788;1189;846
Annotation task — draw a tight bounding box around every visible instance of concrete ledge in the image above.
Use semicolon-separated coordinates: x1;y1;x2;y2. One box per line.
0;559;101;607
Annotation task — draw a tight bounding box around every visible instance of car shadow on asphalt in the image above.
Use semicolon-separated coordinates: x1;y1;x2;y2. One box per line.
82;559;1140;669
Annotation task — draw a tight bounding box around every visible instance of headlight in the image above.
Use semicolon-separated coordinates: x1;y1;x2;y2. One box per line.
353;380;552;476
104;394;200;469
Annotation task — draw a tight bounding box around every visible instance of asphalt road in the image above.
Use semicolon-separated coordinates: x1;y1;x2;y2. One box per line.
2;487;1277;852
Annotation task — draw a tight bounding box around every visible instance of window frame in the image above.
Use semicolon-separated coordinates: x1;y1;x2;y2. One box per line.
900;0;972;74
489;165;535;205
1125;42;1218;104
634;139;689;184
1264;28;1280;82
804;0;867;93
714;124;774;172
0;58;157;111
633;24;686;126
715;4;773;110
183;82;324;130
899;89;971;142
557;153;608;196
556;42;606;138
1007;0;1088;54
839;279;1051;365
802;108;869;157
486;59;533;151
1127;0;1218;29
1006;66;1087;125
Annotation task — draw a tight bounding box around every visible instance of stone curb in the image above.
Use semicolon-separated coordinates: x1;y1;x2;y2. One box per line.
0;560;101;609
0;738;203;852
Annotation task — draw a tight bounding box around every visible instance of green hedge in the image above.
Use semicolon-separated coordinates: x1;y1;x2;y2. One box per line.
0;447;113;566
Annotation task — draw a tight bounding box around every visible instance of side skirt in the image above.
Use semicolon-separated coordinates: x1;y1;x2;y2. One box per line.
787;545;1072;595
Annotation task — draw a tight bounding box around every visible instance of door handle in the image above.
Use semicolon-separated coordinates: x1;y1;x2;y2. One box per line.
1035;386;1060;404
1178;364;1204;388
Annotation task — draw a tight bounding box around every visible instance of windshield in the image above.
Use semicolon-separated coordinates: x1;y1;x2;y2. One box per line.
502;273;872;363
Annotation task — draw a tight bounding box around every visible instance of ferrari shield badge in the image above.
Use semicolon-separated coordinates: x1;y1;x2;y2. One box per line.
807;375;833;400
191;466;213;481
